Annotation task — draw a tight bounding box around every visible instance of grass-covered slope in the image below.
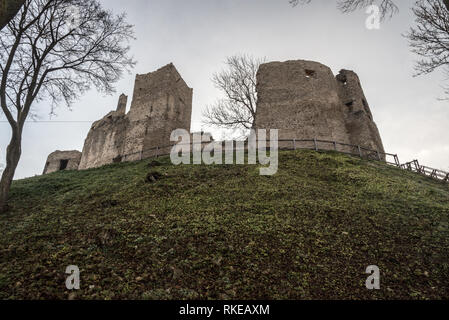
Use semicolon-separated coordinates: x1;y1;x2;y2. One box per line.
0;150;448;300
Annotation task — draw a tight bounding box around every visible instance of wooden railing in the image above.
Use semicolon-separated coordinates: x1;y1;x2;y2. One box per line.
115;137;446;184
277;138;401;167
401;160;449;183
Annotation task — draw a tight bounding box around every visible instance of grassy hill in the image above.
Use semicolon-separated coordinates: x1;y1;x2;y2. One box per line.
0;150;448;300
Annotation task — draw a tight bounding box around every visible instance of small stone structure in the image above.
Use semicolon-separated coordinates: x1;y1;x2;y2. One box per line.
43;151;82;175
78;63;193;170
254;60;385;153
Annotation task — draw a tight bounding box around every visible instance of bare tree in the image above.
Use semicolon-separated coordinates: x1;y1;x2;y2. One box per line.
406;0;449;92
0;0;135;213
291;0;449;96
202;55;264;132
289;0;399;20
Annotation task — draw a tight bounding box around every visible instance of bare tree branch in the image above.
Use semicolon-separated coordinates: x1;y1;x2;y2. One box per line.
406;0;449;95
203;54;264;131
290;0;399;20
0;0;135;213
291;0;449;97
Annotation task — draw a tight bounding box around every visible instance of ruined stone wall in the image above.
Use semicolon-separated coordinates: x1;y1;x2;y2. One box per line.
50;60;385;174
43;150;82;175
255;59;384;153
136;64;193;158
255;60;351;149
116;94;128;115
78;63;192;169
336;70;385;153
122;63;193;160
78;111;129;170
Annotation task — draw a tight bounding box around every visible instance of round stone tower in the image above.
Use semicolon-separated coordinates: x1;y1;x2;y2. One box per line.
255;59;385;154
255;60;351;149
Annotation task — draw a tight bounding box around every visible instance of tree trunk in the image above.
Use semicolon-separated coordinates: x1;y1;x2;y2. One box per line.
0;128;22;214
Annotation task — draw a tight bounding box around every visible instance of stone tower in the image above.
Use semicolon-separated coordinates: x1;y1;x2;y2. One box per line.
116;94;128;114
255;59;384;154
124;63;193;160
78;63;192;170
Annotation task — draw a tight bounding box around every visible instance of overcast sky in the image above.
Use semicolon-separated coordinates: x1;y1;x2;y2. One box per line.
1;0;448;179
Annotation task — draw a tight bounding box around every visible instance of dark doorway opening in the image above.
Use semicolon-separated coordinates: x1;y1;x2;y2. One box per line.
59;159;69;171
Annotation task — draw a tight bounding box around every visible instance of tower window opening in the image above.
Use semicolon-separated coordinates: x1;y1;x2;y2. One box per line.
305;69;316;78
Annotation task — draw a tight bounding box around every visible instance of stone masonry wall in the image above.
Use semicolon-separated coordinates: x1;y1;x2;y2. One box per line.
78;111;129;170
136;64;193;158
255;59;385;153
123;63;193;160
336;69;385;153
78;63;192;169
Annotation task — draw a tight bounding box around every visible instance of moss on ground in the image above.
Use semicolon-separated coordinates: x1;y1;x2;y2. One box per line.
0;150;448;300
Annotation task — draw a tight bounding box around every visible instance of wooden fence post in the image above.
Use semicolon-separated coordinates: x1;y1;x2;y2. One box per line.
394;155;400;167
333;141;337;151
377;151;381;161
314;138;318;151
431;170;437;179
412;160;418;172
156;146;159;158
293;139;296;151
357;146;362;158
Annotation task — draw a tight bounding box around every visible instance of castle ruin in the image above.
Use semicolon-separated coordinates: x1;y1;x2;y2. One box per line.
43;59;385;174
254;60;385;154
78;63;193;170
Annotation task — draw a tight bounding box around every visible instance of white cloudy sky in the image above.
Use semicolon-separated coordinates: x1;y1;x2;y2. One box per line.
1;0;448;179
